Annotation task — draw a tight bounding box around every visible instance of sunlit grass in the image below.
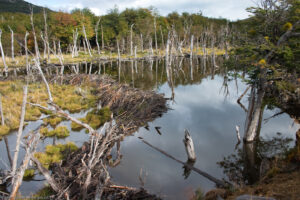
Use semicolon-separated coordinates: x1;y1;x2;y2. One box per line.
0;80;97;135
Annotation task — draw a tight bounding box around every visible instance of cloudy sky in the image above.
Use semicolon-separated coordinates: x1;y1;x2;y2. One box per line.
26;0;256;21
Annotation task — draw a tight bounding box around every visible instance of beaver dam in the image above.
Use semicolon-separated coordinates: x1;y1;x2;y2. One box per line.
0;58;299;199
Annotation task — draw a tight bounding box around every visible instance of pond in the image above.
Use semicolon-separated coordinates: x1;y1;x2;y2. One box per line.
0;57;299;199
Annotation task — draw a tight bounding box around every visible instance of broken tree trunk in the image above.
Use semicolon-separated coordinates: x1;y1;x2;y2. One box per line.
183;129;196;161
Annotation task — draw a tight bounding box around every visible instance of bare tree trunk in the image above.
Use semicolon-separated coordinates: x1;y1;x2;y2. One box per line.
10;131;40;200
160;26;165;50
130;24;134;56
82;23;92;57
140;34;143;52
183;129;196;161
53;39;57;56
149;38;154;58
117;39;121;61
244;86;265;142
83;39;87;54
43;8;50;61
190;35;194;58
95;17;101;55
154;17;158;54
11;85;28;183
0;29;8;75
8;26;14;61
101;24;104;50
30;7;40;59
72;29;79;58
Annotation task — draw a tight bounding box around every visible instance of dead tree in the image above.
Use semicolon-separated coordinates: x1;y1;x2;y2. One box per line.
183;129;196;161
130;24;134;56
0;29;8;75
101;23;104;50
72;29;79;58
140;34;143;53
82;22;92;57
30;7;40;59
24;32;29;73
8;26;14;61
9;130;40;200
11;85;28;183
95;17;101;55
154;16;158;54
190;35;194;58
43;8;50;61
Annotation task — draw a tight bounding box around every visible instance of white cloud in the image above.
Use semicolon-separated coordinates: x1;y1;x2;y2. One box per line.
27;0;255;20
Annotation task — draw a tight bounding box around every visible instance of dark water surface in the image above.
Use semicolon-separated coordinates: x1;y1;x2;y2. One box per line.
0;57;299;199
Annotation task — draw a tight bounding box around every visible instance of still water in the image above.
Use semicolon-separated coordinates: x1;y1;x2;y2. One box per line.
1;57;299;199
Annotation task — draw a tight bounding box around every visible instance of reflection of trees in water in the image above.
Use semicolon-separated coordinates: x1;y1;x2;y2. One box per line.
218;133;293;186
81;56;225;91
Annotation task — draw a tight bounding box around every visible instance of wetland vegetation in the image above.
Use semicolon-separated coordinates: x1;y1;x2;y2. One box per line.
0;0;299;199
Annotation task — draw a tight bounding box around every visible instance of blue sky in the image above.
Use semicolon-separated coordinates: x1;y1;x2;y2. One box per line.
26;0;256;21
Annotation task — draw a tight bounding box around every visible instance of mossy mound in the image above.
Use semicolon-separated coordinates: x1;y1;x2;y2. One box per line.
25;106;42;121
23;169;35;181
71;107;111;131
43;116;64;127
34;142;78;169
40;126;70;138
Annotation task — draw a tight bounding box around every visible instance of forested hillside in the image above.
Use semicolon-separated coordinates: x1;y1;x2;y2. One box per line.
0;0;48;14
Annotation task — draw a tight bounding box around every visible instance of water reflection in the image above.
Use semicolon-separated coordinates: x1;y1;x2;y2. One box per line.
218;133;294;186
1;57;299;199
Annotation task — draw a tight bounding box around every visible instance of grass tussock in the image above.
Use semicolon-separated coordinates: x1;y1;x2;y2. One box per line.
23;169;35;181
40;126;70;138
34;142;78;169
71;107;111;131
43;116;64;127
0;80;97;135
